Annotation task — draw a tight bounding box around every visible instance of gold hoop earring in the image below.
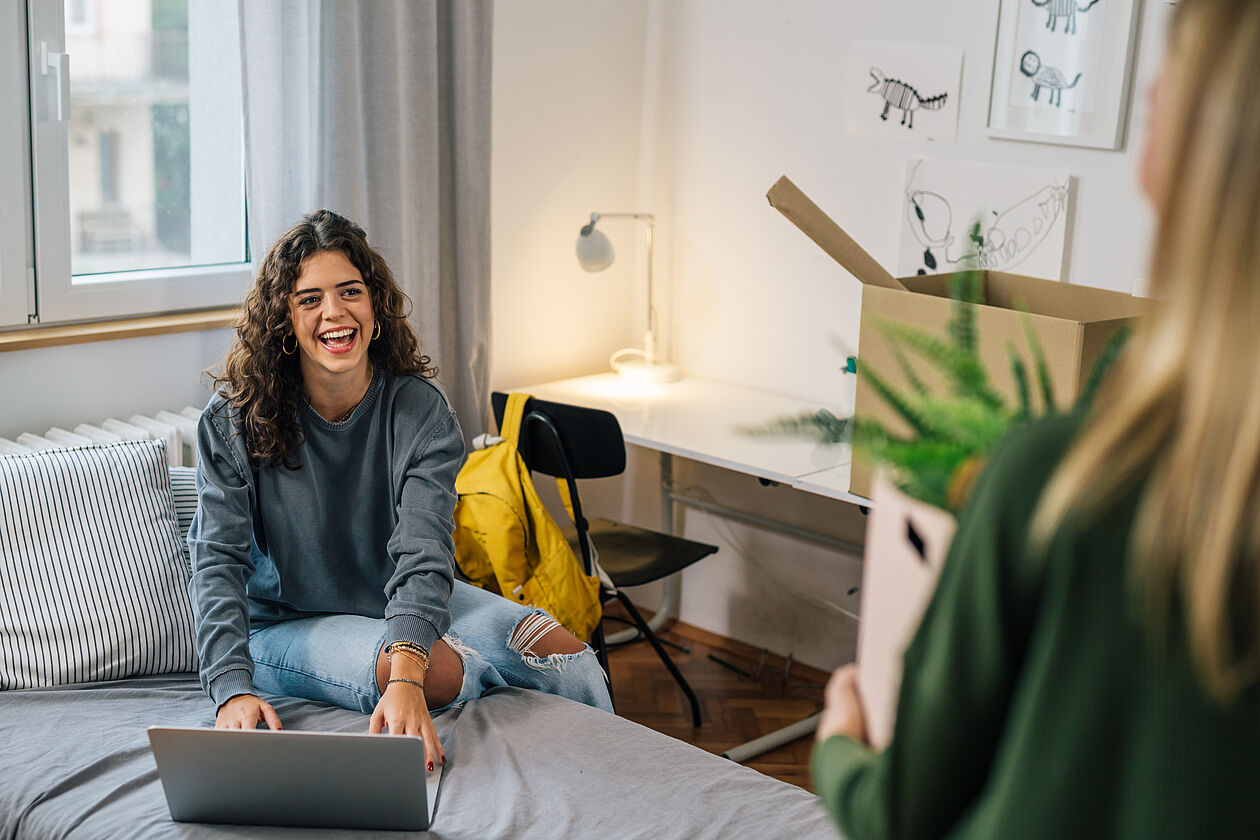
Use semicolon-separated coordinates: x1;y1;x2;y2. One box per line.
281;334;298;355
372;321;381;341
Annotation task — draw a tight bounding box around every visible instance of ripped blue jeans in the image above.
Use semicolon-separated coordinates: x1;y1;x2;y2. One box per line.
247;580;613;716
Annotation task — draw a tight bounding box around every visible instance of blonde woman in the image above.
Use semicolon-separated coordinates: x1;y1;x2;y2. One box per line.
813;1;1260;836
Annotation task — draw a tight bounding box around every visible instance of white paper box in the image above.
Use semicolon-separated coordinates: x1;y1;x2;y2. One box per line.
856;472;958;750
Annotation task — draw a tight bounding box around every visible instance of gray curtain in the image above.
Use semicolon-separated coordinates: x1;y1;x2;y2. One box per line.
238;0;493;439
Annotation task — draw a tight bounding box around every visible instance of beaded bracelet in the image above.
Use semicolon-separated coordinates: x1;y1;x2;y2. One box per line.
384;641;431;673
387;677;425;692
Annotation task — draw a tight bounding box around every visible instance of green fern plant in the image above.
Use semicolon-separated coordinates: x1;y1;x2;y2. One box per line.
746;221;1130;512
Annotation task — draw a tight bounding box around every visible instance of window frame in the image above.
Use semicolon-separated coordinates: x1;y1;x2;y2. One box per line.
0;0;34;328
20;0;251;327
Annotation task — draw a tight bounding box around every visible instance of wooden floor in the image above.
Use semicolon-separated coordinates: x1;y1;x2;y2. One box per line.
601;608;828;793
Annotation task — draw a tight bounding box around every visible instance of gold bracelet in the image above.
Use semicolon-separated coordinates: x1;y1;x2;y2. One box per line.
385;641;431;673
392;647;430;674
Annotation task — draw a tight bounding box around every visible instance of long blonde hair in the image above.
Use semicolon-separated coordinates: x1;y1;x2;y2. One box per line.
1032;0;1260;703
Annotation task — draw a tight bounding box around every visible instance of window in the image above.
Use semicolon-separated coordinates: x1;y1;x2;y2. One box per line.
63;0;95;36
2;0;249;328
98;129;118;205
0;0;33;327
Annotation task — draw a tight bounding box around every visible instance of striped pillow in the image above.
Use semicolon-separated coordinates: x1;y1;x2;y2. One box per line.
168;465;198;570
0;440;198;689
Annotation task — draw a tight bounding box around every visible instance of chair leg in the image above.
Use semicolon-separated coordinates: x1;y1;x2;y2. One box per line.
613;591;702;727
590;620;615;714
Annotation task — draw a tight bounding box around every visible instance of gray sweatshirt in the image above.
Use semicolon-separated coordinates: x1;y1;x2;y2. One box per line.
187;367;464;707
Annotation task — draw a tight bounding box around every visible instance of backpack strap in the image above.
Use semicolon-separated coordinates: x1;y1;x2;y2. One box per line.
504;393;578;520
555;478;577;521
501;392;530;446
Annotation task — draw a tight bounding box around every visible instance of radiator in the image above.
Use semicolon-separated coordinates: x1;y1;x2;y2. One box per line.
0;407;204;467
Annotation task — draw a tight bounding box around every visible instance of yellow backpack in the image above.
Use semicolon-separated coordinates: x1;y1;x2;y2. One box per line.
452;393;603;640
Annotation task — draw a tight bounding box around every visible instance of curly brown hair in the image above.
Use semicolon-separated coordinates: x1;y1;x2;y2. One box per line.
210;209;437;469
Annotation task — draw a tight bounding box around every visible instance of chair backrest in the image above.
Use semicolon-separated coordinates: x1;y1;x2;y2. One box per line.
490;392;626;480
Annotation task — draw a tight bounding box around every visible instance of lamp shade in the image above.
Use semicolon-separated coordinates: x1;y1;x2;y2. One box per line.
576;226;614;272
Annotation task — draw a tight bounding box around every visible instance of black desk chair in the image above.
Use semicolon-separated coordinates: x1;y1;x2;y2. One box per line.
491;392;718;726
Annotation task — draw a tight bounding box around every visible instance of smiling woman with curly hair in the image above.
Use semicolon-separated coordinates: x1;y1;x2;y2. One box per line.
212;210;436;470
189;210;612;783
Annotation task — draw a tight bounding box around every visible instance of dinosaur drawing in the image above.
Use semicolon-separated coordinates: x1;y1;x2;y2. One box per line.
1030;0;1102;35
1019;51;1082;107
867;68;948;129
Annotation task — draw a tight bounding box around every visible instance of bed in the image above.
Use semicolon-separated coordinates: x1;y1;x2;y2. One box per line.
0;436;840;839
0;675;840;839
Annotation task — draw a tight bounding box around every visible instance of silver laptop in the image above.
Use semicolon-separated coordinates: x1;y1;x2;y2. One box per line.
147;726;442;831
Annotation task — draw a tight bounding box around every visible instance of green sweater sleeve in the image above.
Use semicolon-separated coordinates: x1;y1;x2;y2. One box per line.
813;425;1051;839
812;734;888;838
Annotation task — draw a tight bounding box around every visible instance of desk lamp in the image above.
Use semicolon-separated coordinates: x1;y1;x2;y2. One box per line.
576;212;684;384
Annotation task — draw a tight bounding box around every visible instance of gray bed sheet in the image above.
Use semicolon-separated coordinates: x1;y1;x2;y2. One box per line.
0;674;841;839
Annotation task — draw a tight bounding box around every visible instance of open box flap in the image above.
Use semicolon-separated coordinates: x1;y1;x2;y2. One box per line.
766;175;905;291
898;271;1144;323
983;272;1145;322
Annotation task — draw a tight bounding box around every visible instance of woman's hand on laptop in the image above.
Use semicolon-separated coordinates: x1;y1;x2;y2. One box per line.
370;681;444;771
216;693;283;730
370;646;446;772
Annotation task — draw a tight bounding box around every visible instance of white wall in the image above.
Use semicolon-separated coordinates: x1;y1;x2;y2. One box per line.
490;0;1176;672
489;0;651;391
0;329;232;440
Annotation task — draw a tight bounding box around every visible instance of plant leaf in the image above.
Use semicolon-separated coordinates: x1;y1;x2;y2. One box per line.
856;357;937;439
852;423;972;510
739;409;851;444
1007;340;1032;422
912;394;1011;451
1018;307;1056;414
888;337;929;395
946;268;984;357
870;318;1006;410
1074;325;1131;412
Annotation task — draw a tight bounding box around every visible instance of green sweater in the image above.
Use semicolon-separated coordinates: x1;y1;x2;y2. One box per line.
813;415;1260;839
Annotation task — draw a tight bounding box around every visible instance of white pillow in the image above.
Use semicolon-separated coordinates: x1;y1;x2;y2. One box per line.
0;440;198;689
168;465;198;569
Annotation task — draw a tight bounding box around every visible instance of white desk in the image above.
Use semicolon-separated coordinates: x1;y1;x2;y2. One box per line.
516;373;866;761
519;373;863;504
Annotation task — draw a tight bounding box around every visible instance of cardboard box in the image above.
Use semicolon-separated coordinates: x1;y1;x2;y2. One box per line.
767;175;1143;499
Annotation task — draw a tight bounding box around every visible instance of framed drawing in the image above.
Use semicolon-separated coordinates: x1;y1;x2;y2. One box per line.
987;0;1142;150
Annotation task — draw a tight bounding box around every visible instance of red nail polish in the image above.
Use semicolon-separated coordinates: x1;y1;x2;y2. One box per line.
427;761;434;772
